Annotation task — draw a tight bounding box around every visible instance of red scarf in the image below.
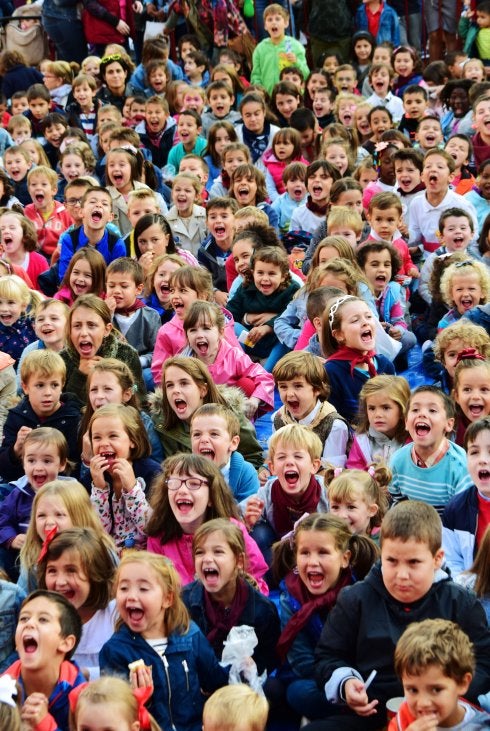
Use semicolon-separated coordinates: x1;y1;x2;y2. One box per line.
305;195;328;216
327;346;377;377
277;569;352;662
203;577;250;653
271;475;322;537
115;298;146;317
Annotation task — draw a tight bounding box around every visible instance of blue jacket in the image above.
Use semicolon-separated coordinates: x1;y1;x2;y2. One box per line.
464;304;490;331
58;226;127;281
182;580;280;675
0;580;25;672
355;2;400;45
227;450;259;503
99;621;228;731
0;476;34;547
324;355;395;423
442;485;479;577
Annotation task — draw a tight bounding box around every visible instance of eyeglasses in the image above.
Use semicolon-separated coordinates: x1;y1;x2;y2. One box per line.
65;197;83;206
166;477;209;491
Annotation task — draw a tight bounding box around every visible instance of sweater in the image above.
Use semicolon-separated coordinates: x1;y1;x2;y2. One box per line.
24;202;73;258
112;306;161;370
58;225;127;281
442;484;481;578
164;204;207;258
225;449;259;503
324;356;395;424
250;36;309;94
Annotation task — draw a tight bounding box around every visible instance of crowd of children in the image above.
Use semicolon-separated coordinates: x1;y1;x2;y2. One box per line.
0;3;490;731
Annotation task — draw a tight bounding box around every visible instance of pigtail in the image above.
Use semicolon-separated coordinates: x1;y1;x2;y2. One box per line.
368;462;391;490
271;536;296;585
142;159;158;190
323;463;342;486
348;534;379;580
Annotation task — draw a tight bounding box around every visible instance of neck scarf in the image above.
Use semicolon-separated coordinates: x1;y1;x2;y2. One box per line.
305;195;328;216
203;577;249;651
271;475;321;536
115;298;146;317
277;569;352;661
242;120;271;163
327;346;377;377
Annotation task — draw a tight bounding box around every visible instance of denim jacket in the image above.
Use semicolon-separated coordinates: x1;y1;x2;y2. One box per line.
0;580;25;672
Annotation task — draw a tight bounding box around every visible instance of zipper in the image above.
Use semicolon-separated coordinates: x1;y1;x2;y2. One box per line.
182;659;190;691
162;655;177;731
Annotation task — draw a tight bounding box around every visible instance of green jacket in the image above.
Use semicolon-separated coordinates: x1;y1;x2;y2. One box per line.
458;16;478;55
250;36;309;94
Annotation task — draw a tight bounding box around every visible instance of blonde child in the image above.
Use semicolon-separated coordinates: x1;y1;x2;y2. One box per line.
165;173;207;257
271;513;378;719
24;165;73;259
0;276;39;366
0;211;48;291
16;299;69;390
453;352;490;445
209;141;251;198
323;137;353;177
19;138;50;168
59;145;95;190
99;552;228;731
203;685;269;731
430;320;490;393
183;300;274;417
88;404;158;552
69;676;160;731
203;121;238;187
55;247;106;307
272;352;350;468
347;375;410;470
230;163;278;228
327;466;389;541
143;253;186;323
438;259;490;330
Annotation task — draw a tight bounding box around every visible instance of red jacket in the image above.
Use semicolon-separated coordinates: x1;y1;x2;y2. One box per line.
24;202;73;258
82;0;134;44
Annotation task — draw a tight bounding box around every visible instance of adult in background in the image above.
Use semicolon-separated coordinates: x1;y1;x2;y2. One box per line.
42;0;87;66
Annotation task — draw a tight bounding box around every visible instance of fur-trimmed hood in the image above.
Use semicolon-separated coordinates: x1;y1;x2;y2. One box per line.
148;384;247;429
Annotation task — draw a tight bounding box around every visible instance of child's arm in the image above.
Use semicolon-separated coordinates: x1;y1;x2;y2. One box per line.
150;324;173;386
274;297;302;349
112;460;152;543
21;693;57;731
89;456;114;533
57;231;75;284
250;44;264;87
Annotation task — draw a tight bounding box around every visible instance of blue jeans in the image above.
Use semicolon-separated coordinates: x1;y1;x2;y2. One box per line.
287;679;336;720
42;13;88;65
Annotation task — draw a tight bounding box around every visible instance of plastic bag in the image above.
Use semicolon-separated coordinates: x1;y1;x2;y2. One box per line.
220;625;266;696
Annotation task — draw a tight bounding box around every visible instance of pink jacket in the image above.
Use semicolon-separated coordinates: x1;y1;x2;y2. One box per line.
207;338;275;410
346;433;372;470
147;517;269;594
151;308;240;385
261;149;310;196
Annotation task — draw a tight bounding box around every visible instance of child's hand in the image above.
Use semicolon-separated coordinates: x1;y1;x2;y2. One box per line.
344;678;378;717
244;496;264;530
388;326;402;341
81;431;93;465
78;356;102;374
11;534;26;550
406;717;438;731
90;454;110;489
246;312;276;326
244;397;260;420
13;426;32;457
130;663;153;693
133;0;143;11
111;458;137;492
105;294;117;315
138;251;154;275
246;325;272;345
258;466;270;485
21;693;49;728
285;52;297;63
214;291;228;307
408;266;420;278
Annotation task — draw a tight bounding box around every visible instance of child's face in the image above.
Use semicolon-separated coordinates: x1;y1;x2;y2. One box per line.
22;371;63;418
44;123;66;148
362;248;393;295
354;39;372;63
97;109;119;129
106;271;143;312
180;40;197;58
183;56;204;80
365;392;401;437
405;391;454;450
165;364;206;422
73;82;95;109
416;120;443;150
328;225;359;249
177;114;199;145
338;101;356;127
172;178;197;213
296;529;350;594
334;70;356;93
440;215;472;253
0;295;24;326
368;206;401;242
371;68;391;96
28;174;56;211
317;245;339;264
182;91;204;114
322;56;339;75
378;150;397;185
70;305;112;359
402;665;471;727
82;190;113;230
127;197;159;228
208;89;233;118
394;51;414;77
307;73;328;98
477;8;490;26
11;125;31;144
355;107;371;137
15;595;75;670
403;92;427;119
324;144;349;175
34;303;67;351
269;443;321;500
23;441;65;491
329;490;378;534
148;67;167;94
478;163;490;201
107;152;132;192
223;150;248;177
233;175;257;207
394;158;421;193
451;272;483;314
467;429;490;497
381;537;444;603
75;701;138;731
179;157;207;184
441;338;468;380
336;189;363;216
307;168;333;203
282;71;303;91
194;529;242;600
154;260;181;306
130;100;146;122
474;99;490;137
285;176;307;202
455;365;490;422
170;282;198;319
372;47;391;65
116;562;171;639
207;207;235;250
241;101;265;133
211;127;232;159
91;415;134;471
370;110;391;139
277;375;320;421
11;95;28;115
264;12;287;40
186;317;221;365
232;238;254;276
463;60;485;82
35;494;72;540
45;549;91;610
191;414;239;467
333;300;376;353
448;87;470;118
137;222;170;260
275;93;299;122
89;370;131;410
4;152;30;182
61;154;86;182
0;213;23;256
253;258;285;296
28;97;50;120
358;166;378;189
421;154;451;194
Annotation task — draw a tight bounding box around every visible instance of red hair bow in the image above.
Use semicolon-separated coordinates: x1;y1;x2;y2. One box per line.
133;685;153;730
37;525;58;564
455;348;486;365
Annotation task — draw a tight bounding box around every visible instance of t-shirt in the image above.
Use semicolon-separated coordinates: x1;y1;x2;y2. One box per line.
477;27;490;61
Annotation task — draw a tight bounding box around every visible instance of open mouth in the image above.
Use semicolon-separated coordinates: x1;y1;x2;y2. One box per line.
425;135;437;145
127;607;144;622
78;341;94;355
35;193;45;204
213;224;226;237
360;328;373;343
100;451;116;468
237;186;250;199
73;282;88;293
32;474;47;487
23;637;38;654
91;210;102;223
292;187;304;198
415;422;430;437
284;470;299;486
468;404;485;417
306;571;324;589
428;173;438;184
195;339;209;356
41;327;55;335
202;567;219;586
199;447;215;459
287;400;300;412
175;497;194;513
342;112;353;125
311;184;324;197
459;297;474;310
173;397;188;414
478;469;490;481
375;274;387;285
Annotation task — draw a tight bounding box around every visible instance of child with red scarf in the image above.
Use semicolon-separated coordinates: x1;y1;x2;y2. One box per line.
272;513;378;720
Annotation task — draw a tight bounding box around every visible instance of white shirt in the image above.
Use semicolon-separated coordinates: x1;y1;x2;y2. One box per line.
365;92;404;123
408;189;478;250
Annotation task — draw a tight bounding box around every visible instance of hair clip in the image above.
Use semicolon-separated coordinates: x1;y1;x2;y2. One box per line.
333;467;343;478
101;53;123;65
281;512;311;547
0;675;17;708
367;465;376;478
454;260;474;268
37;525;58;564
456;348;486;364
328;295;355;330
374;141;390;154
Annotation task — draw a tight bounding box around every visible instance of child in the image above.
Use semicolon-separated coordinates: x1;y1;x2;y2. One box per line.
38;527;116;680
430;320;490;392
209;142;251;198
230;164;279;229
55;247;107;307
323;295;395;424
272;351;349;468
69;676;160;731
165;172;207;257
438;259;490;330
261;128;308;201
328;467;388;541
465;157;490;230
146;452;268;590
134;213;197;275
167;109;206;173
198;197;239;304
0;427;67;579
3;146;32;207
363;107;393;155
106;257;161;390
365;64;404;124
136;95;175;169
332;65;358;95
66;74;100;141
389;385;472;514
0;276;37;367
271;161;308;235
250;4;309;94
471;95;490;167
398;85;429;142
310;500;490;731
16;300;69;384
203;121;238;189
99;551;228;731
391;619;485;730
60;294;145;402
415;115;444;154
4;593;80;724
24;166;73;260
366;192;419;283
184;518;279;672
227;246;300;370
453;352;490;445
143;253;185;323
88;404;156;552
455;523;490;625
289;160;340;235
184;301;274;417
272;513;378;720
235;93;281;164
323;137;352;178
242;425;329;565
203;685;269;731
0;211;48;292
201;80;241;137
347;374;410;470
58;187;127;282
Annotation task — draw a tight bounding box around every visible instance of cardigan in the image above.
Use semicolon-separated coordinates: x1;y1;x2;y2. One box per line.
324;356;395;424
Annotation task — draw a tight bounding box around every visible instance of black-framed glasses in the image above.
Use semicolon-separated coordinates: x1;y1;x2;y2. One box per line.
166;477;208;491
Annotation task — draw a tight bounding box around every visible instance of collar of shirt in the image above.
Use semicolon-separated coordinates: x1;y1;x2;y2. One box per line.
411;438;449;468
